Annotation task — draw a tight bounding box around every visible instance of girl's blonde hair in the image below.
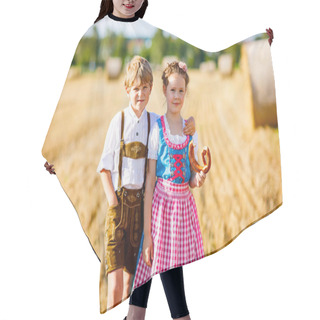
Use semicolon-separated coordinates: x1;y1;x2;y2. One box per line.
162;61;189;88
124;56;153;88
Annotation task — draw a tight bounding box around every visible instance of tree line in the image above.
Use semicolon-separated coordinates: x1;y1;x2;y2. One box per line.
72;27;265;72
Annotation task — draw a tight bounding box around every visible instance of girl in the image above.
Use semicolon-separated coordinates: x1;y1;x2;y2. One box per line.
95;0;196;312
126;62;206;320
95;0;148;23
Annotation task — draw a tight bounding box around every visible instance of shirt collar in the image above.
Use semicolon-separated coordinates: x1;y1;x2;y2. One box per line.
128;104;147;121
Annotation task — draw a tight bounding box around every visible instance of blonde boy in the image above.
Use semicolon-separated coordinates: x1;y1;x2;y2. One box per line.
97;56;195;308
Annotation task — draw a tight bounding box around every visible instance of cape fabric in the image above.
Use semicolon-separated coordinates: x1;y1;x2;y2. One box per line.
42;14;282;314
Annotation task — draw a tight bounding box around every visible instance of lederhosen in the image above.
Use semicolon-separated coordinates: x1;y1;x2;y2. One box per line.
105;110;150;275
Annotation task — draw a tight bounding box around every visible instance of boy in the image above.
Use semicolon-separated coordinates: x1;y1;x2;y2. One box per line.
97;56;195;308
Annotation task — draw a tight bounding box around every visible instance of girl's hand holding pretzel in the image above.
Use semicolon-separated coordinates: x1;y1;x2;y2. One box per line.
195;171;206;187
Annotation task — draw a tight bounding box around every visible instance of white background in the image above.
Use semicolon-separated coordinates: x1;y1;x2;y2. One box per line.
1;0;320;319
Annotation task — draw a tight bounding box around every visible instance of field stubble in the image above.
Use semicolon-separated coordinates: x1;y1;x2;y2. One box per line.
42;69;282;260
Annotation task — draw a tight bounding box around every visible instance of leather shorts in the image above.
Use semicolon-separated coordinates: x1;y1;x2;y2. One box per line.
105;187;143;275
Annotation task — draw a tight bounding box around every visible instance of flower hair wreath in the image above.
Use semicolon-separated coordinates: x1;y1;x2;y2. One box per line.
178;61;188;72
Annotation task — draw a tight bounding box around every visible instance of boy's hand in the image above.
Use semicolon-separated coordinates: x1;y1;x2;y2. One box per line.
143;235;154;267
183;116;196;136
196;171;206;187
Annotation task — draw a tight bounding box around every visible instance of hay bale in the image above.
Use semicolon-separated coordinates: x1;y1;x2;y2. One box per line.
200;61;216;73
241;39;277;128
218;54;233;76
105;57;122;80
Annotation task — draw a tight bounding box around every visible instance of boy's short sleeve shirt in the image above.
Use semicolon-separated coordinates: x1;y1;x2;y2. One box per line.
97;106;159;190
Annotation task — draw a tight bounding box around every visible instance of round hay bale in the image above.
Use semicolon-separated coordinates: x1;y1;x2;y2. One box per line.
241;39;277;128
105;57;122;80
218;54;233;76
200;61;216;73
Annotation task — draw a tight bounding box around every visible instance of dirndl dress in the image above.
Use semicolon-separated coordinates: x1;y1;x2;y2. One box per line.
133;116;204;289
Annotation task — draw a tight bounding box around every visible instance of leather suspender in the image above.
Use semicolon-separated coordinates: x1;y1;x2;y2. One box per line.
117;111;125;191
117;111;151;191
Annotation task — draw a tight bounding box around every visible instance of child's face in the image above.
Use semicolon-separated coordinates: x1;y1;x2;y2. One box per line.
112;0;145;18
126;81;152;115
163;74;186;115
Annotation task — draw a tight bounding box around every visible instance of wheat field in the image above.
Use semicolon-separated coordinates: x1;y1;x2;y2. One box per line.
42;67;282;262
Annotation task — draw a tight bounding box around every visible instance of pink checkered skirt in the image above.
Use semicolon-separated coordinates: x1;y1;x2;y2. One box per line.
133;178;204;289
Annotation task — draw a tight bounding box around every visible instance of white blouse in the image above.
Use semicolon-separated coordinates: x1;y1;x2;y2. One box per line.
148;114;199;161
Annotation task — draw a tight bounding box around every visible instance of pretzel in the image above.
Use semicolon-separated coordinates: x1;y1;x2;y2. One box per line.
189;141;211;174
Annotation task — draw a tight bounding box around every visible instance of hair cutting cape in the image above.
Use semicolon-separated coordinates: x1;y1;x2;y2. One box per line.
42;14;282;314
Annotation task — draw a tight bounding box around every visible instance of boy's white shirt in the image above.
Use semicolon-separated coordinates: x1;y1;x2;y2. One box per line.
97;105;159;190
97;107;199;191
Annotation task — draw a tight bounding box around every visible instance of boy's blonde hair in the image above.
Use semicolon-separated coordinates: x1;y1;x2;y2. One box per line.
124;56;153;88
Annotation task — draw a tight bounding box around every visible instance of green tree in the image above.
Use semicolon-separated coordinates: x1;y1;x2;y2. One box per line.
150;30;166;64
223;42;241;68
73;26;100;71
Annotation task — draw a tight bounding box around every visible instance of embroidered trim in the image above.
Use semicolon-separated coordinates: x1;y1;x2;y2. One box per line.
160;116;189;150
